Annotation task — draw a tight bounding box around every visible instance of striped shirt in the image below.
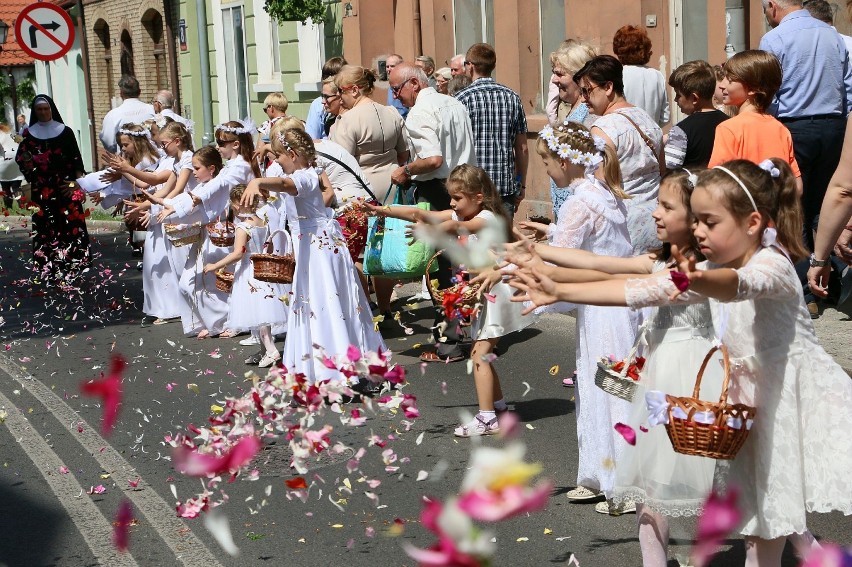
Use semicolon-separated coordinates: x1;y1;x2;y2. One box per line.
455;78;527;196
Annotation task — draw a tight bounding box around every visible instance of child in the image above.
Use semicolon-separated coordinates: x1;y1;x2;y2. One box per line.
518;121;638;511
708;51;802;195
510;159;852;566
712;64;738;118
369;164;538;437
203;184;288;368
507;170;721;561
665;60;729;169
241;127;385;383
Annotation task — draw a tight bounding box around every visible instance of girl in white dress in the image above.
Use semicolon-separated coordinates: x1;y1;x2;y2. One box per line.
507;170;720;562
241;127;386;383
368;164;538;437
510;159;851;567
203;185;288;368
519;121;638;507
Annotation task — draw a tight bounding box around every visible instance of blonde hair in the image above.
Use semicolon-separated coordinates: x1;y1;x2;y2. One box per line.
446;164;513;241
263;92;289;114
334;65;377;94
322;76;339;94
535;121;627;199
118;123;159;166
270;116;306;138
159;121;194;152
270;127;316;164
550;39;598;75
697;159;807;261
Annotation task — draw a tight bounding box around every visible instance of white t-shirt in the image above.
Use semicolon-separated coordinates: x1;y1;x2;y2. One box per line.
99;98;155;153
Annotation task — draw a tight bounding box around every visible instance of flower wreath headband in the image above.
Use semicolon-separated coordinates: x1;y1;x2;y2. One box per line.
215;117;257;137
538;123;606;173
118;127;152;141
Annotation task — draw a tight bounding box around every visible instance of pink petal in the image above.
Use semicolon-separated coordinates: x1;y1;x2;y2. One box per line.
113;499;133;552
691;488;741;567
801;543;852;567
670;271;690;292
614;422;637;446
80;354;126;436
457;482;552;522
173;435;261;477
497;411;520;439
346;345;361;362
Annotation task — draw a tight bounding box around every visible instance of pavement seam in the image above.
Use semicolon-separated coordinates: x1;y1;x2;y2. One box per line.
0;355;226;567
0;387;141;567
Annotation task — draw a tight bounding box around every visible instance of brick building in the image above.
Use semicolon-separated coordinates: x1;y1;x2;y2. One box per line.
83;0;181;154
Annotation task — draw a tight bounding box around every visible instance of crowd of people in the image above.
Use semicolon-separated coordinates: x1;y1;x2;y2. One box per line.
5;0;852;564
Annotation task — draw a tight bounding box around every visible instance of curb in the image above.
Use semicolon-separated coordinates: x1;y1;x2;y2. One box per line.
3;215;124;232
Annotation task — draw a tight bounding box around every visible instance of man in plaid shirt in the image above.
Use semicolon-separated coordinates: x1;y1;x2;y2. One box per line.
455;43;529;218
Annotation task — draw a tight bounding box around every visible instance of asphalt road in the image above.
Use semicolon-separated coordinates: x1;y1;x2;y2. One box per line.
0;223;849;567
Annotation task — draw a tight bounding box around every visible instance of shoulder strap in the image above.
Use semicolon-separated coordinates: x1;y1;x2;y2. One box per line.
615;110;665;175
315;150;378;202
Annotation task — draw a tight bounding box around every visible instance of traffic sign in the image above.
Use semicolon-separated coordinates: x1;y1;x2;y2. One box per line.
15;3;75;62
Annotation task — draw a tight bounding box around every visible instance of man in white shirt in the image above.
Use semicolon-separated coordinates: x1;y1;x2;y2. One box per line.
99;75;155;154
388;62;476;362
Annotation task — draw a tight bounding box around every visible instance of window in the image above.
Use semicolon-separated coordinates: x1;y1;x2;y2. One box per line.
120;30;135;77
142;10;167;91
94;19;114;102
539;0;566;112
222;6;250;118
453;0;494;56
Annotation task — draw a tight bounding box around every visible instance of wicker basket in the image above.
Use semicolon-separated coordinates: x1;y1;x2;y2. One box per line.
215;270;234;293
207;221;235;247
664;345;756;460
251;229;295;284
594;325;646;402
425;250;481;310
164;223;203;247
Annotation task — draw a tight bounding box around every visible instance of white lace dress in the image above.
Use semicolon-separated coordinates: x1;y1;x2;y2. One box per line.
593;107;663;255
281;167;386;383
549;175;639;495
625;248;852;538
611;262;722;516
226;221;290;333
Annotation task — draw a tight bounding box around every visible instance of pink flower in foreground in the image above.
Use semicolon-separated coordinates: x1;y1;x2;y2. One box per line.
172;435;261;477
670;270;690;292
614;422;637;446
113;499;133;552
457;481;553;522
691;488;741;567
403;497;494;567
80;354;126;436
801;543;852;567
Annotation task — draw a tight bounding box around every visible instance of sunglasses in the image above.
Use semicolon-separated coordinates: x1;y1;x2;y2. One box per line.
390;78;414;97
321;93;340;102
215;138;230;147
580;84;604;98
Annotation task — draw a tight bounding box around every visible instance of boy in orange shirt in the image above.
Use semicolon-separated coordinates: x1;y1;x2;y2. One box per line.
708;50;803;195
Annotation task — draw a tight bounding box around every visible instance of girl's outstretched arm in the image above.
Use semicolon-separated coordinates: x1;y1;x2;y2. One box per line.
204;229;249;273
532;241;654;274
668;245;739;301
508;268;630;314
240;177;297;206
364;202;453;224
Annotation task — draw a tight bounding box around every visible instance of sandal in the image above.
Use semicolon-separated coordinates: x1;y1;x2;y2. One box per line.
152;317;175;325
218;329;238;339
563;370;577;387
196;329;210;339
454;415;500;437
419;351;465;363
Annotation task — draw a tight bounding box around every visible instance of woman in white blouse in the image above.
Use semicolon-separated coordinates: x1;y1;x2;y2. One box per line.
613;25;670;127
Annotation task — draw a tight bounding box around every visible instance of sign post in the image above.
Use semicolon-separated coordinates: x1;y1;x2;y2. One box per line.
15;3;75;62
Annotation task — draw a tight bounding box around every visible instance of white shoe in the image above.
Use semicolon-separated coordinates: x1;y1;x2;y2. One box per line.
257;352;281;368
239;335;261;346
594;499;636;516
453;415;500;437
565;486;603;501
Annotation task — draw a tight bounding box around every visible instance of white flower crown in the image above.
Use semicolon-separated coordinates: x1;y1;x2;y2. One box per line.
118;128;152;139
215;117;257;136
539;123;606;171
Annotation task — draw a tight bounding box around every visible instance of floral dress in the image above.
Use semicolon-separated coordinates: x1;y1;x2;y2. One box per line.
15;127;90;279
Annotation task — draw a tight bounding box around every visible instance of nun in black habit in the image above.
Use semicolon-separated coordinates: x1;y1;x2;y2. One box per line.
15;94;90;282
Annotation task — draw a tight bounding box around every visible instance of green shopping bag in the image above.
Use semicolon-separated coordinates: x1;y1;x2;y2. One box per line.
363;184;438;278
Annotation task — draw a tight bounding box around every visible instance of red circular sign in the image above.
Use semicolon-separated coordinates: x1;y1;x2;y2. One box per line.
14;3;76;62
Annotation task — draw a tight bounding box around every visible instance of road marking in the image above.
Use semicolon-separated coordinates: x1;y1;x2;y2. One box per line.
0;388;140;567
0;357;225;567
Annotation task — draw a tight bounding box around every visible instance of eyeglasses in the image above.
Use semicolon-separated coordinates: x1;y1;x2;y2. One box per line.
321;93;340;102
390;78;414;97
263;105;274;112
580;84;603;98
158;138;175;150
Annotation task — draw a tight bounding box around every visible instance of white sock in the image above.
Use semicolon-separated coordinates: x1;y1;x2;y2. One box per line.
494;399;508;411
477;410;496;422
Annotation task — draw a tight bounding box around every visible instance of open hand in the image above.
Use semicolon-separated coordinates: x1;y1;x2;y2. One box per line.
668;244;701;300
517;220;549;242
156;206;175;224
240;181;262;207
99;169;122;184
506;267;559;315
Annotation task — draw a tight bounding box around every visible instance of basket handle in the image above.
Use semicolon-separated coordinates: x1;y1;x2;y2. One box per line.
615;320;650;379
691;344;731;403
264;228;292;255
425;249;443;304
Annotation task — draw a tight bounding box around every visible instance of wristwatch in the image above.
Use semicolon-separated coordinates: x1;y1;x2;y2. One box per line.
809;253;830;268
404;165;412;178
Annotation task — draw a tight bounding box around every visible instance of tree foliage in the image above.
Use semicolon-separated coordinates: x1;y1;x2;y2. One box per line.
264;0;328;25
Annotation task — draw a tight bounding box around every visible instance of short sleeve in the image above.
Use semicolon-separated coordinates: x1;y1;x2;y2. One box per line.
392;112;409;156
664;125;688;169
